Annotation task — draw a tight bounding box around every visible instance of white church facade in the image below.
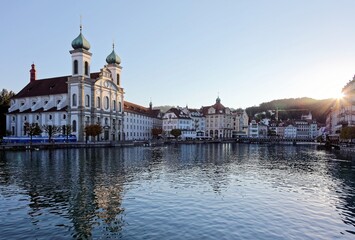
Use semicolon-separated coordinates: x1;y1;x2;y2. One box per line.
6;26;125;142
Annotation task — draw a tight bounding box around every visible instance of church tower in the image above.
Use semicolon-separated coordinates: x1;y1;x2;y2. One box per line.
68;24;92;141
106;43;122;86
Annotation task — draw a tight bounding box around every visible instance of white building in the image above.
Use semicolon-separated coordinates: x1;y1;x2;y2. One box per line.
162;108;195;139
6;26;124;142
182;107;206;138
202;97;233;139
123;101;162;141
232;109;249;138
284;124;297;139
248;120;259;138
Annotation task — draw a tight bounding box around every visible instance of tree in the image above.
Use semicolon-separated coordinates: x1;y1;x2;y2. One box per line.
63;124;72;142
151;128;162;139
170;129;182;139
84;124;103;142
0;89;15;138
24;122;42;145
42;125;61;142
0;89;15;105
340;126;355;141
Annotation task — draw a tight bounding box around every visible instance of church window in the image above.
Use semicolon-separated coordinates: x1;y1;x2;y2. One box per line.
72;120;77;132
49;114;52;120
85;95;90;107
85;61;89;76
12;126;15;135
104;96;109;110
97;97;101;108
63;114;66;120
113;100;116;111
12;116;15;121
36;115;40;120
73;60;78;74
72;94;77;107
117;74;120;85
118;102;122;112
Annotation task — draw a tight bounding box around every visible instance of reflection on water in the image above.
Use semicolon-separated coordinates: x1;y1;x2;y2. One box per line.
0;144;355;239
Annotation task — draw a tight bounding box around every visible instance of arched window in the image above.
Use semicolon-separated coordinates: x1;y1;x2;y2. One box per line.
117;74;120;85
72;94;77;107
97;97;101;108
85;61;89;76
72;120;77;132
104;96;109;110
85;94;90;107
73;60;78;74
113;100;116;111
118;102;122;112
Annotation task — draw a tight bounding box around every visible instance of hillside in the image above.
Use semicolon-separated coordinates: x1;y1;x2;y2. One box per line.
245;97;335;124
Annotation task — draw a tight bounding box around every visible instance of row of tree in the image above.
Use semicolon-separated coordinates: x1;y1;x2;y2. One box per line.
23;123;106;143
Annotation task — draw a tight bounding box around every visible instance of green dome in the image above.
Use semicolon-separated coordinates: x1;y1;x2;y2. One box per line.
106;48;121;65
71;30;91;50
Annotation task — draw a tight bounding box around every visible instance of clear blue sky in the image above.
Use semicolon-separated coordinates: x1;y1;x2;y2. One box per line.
1;0;354;109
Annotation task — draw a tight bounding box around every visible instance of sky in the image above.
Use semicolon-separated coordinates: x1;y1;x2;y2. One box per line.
1;0;355;109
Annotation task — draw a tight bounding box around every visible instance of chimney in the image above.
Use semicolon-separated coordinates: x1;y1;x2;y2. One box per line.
30;64;36;82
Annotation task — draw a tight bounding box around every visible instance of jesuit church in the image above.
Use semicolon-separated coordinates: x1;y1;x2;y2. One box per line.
6;26;125;142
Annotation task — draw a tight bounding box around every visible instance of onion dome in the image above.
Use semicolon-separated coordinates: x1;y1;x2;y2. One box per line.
106;43;121;65
71;26;91;50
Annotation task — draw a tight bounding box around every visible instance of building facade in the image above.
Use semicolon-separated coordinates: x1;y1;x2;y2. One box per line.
202;97;233;139
6;26;124;142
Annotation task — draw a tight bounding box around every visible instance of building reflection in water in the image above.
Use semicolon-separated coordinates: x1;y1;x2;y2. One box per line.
0;144;355;238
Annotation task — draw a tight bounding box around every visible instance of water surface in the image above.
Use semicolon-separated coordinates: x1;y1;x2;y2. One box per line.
0;144;355;239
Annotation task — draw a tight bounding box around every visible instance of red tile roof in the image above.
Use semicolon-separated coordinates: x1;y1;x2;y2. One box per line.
13;76;69;99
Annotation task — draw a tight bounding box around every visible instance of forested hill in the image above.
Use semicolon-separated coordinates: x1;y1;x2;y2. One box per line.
245;97;335;124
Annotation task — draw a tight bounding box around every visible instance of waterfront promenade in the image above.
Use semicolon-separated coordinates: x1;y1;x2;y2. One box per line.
0;138;321;151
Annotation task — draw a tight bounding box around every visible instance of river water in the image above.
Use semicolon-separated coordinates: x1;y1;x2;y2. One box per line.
0;144;355;239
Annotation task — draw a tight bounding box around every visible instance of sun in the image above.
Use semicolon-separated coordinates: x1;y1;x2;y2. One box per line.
335;92;344;100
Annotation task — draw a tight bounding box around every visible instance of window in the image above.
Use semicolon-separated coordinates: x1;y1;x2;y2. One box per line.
97;97;101;108
118;102;122;112
63;114;66;120
72;94;77;106
104;96;109;110
113;100;116;111
12;116;15;121
85;94;90;107
85;61;89;75
72;120;77;132
36;115;40;120
49;115;52;120
73;60;78;74
117;74;120;85
57;100;61;104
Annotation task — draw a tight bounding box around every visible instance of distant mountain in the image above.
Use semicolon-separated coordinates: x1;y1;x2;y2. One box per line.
153;105;175;113
245;97;335;123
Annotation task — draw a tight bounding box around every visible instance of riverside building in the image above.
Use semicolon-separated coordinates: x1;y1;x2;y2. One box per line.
6;26;124;142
